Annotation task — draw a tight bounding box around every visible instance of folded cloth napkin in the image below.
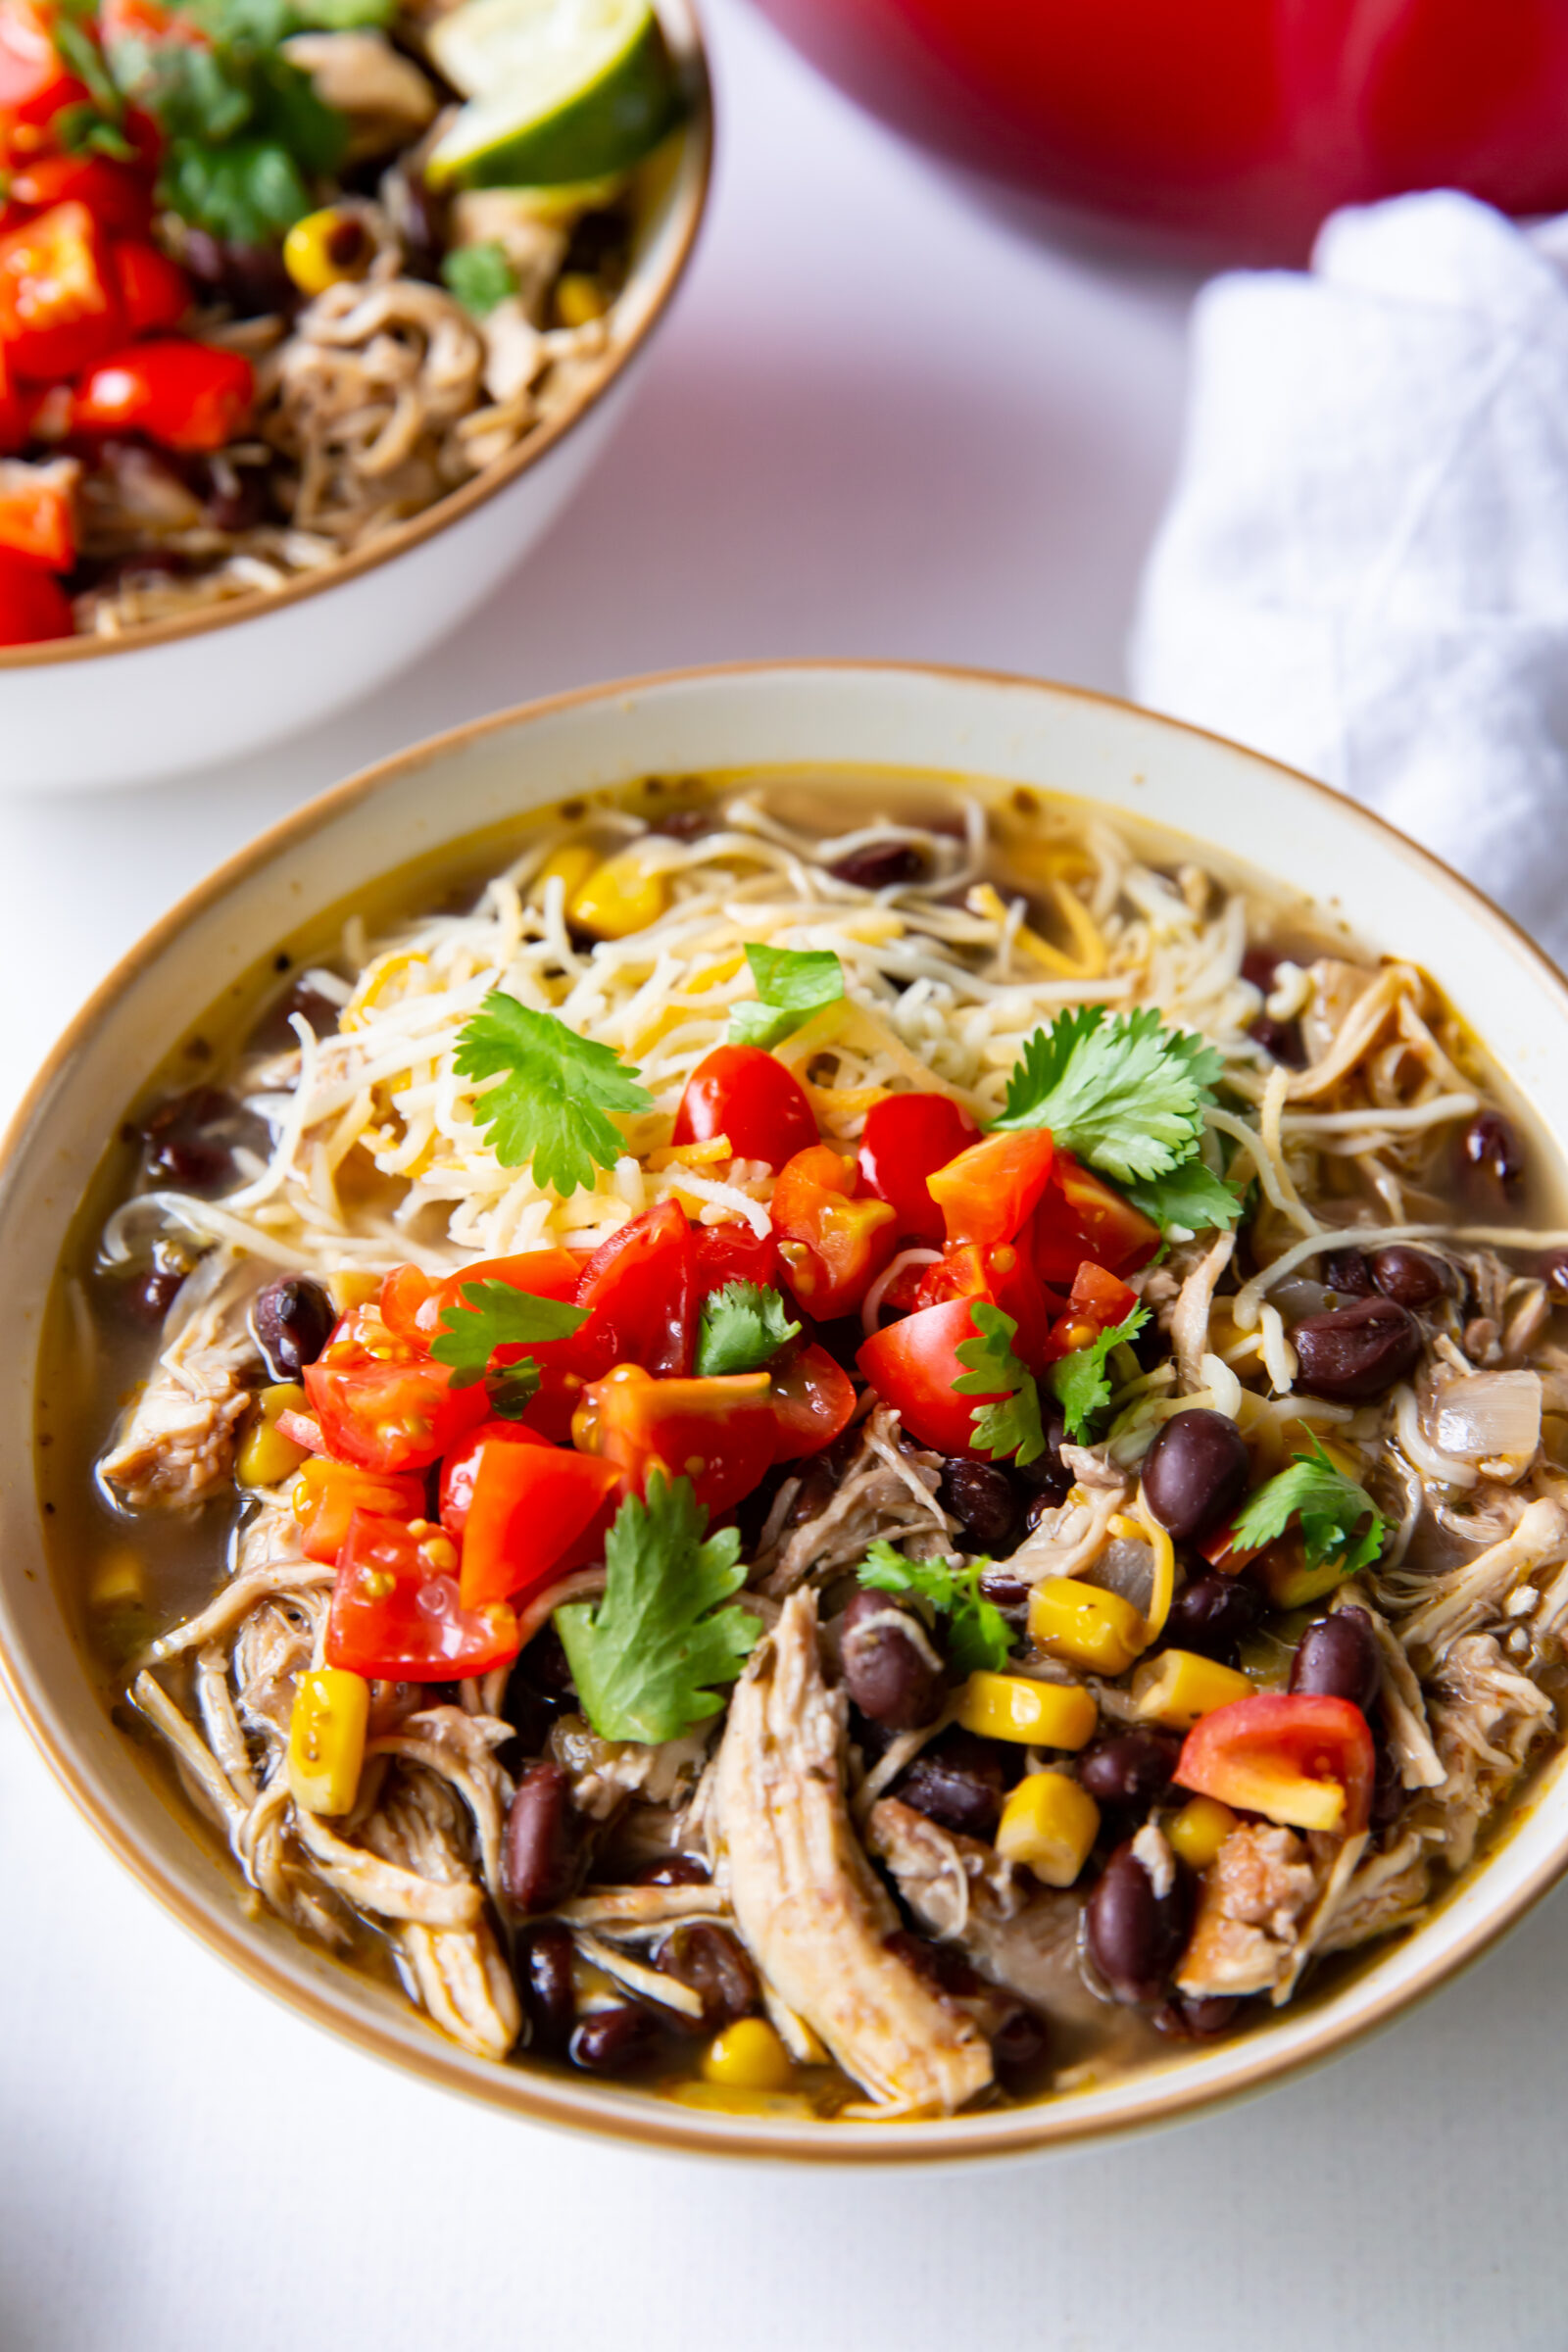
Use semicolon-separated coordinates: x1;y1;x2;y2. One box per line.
1129;189;1568;966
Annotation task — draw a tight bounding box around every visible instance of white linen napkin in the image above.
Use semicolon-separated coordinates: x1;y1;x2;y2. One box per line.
1129;190;1568;966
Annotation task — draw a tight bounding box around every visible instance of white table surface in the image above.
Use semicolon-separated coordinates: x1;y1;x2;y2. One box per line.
5;7;1568;2346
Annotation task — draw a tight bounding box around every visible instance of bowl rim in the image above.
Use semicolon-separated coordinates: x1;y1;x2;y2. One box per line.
6;656;1568;2164
0;0;712;676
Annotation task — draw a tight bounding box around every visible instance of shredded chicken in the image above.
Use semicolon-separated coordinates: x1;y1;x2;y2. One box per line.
1177;1825;1321;1999
101;1250;262;1508
760;1409;951;1595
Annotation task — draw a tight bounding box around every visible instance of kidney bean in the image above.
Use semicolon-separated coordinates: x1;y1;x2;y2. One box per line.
1241;947;1284;994
978;1567;1031;1610
569;2005;660;2075
253;1274;333;1380
1369;1247;1452;1309
636;1853;711;1886
1371;1736;1403;1829
1320;1247;1373;1298
1153;1993;1242;2041
1459;1109;1524;1205
1141;1409;1251;1544
140;1087;269;1195
896;1730;1006;1838
840;1589;945;1730
250;977;342;1054
1290;1607;1381;1712
1162;1571;1261;1667
1087;1840;1190;2006
829;840;927;890
886;1929;980;1997
502;1762;579;1914
1291;1296;1422;1401
1078;1728;1181;1810
649;807;711;840
1249;1014;1305;1069
654;1923;758;2032
515;1921;576;2055
990;2000;1049;2084
938;1457;1020;1550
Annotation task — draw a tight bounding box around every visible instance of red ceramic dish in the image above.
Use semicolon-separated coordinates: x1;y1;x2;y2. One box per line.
754;0;1568;261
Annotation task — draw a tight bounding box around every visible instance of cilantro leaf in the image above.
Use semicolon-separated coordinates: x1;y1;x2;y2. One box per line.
484;1361;542;1420
993;1004;1224;1184
160;134;312;241
953;1300;1045;1466
1121;1156;1245;1235
441;240;517;317
555;1474;762;1743
728;943;845;1051
858;1540;1011;1676
695;1280;800;1377
1230;1440;1386;1575
453;990;653;1198
1048;1305;1152;1442
428;1277;588;1388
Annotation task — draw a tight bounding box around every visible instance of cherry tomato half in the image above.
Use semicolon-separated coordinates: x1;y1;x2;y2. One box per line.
573;1361;777;1518
303;1351;488;1474
767;1341;857;1459
772;1143;898;1319
292;1455;424;1566
856;1296;1004;1456
673;1044;818;1170
1175;1692;1375;1836
1032;1151;1160;1282
326;1509;518;1682
573;1198;696;1379
692;1219;779;1298
913;1238;1052;1369
927;1128;1056;1249
858;1091;981;1245
453;1425;622;1610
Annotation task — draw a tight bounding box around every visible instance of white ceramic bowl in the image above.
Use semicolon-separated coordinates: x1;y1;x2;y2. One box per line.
4;662;1567;2161
0;9;710;795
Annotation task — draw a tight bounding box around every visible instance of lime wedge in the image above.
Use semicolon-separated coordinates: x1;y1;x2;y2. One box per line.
425;0;678;191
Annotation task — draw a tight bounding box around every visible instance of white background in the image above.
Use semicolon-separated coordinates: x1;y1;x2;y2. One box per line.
4;5;1567;2345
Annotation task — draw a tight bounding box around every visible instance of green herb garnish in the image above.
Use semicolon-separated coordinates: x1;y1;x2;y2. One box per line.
953;1300;1046;1466
1229;1440;1386;1575
1048;1305;1152;1443
454;989;654;1199
441;239;518;317
695;1280;800;1377
429;1276;588;1390
728;943;845;1051
858;1540;1011;1676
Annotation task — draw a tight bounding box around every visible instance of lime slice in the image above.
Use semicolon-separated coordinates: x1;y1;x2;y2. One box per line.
425;0;678;191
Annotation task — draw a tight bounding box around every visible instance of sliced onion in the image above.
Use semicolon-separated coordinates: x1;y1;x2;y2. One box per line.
1433;1371;1543;1472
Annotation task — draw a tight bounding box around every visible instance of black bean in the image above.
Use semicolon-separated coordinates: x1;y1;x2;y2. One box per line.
569;2005;659;2075
653;1923;757;2032
895;1730;1006;1838
250;977;341;1054
939;1457;1020;1551
1369;1246;1453;1309
1141;1409;1251;1544
130;1266;187;1321
181;230;295;317
1292;1297;1423;1401
1153;1993;1242;2041
1542;1248;1568;1301
1459;1109;1524;1206
978;1567;1030;1611
515;1623;576;1699
840;1590;945;1731
1241;947;1284;994
515;1921;576;2054
807;1313;872;1372
1162;1571;1262;1667
1370;1737;1403;1830
140;1087;268;1195
829;841;927;890
1086;1839;1190;2007
990;1999;1049;2084
635;1853;710;1886
648;807;711;840
501;1762;579;1914
1250;1014;1305;1069
1289;1606;1380;1712
1078;1729;1181;1810
253;1274;333;1380
1320;1247;1373;1298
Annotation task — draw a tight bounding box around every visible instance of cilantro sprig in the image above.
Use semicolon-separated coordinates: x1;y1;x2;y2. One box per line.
454;990;653;1199
1230;1440;1386;1576
442;240;518;317
728;943;845;1051
695;1280;800;1377
429;1277;588;1420
1048;1305;1151;1443
858;1540;1011;1676
555;1474;762;1744
953;1301;1046;1466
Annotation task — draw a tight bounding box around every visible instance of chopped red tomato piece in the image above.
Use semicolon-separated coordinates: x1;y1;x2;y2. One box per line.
453;1424;623;1609
772;1143;898;1319
914;1238;1052;1368
325;1509;518;1682
573;1360;777;1518
291;1455;423;1566
1032;1151;1160;1282
1042;1258;1144;1358
73;335;253;451
0;456;72;565
1174;1692;1375;1836
111;235;187;333
573;1198;695;1379
381;1248;584;1345
673;1043;817;1170
0;346;30;454
9;155;154;235
927;1128;1056;1249
691;1219;778;1298
303;1350;488;1474
767;1341;857;1460
857;1092;980;1246
0;0;84;123
0;199;122;380
0;544;70;642
857;1297;1001;1456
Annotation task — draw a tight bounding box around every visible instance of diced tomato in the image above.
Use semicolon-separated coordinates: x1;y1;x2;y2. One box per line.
0;456;72;565
772;1143;898;1320
927;1128;1056;1249
573;1199;696;1380
857;1296;1001;1456
325;1509;518;1683
912;1237;1053;1369
672;1044;818;1170
111;235;187;333
453;1425;623;1609
767;1341;857;1460
1032;1151;1160;1282
383;1248;584;1345
291;1455;424;1566
691;1219;778;1298
0;199;122;380
1174;1692;1375;1836
857;1091;980;1246
573;1360;777;1518
0;345;29;453
1042;1257;1143;1359
274;1408;325;1455
0;1;84;124
303;1350;489;1474
0;544;70;642
9;155;155;236
72;335;253;452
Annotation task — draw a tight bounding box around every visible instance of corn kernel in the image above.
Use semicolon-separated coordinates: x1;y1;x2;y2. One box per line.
568;850;671;940
1028;1577;1147;1676
996;1771;1100;1886
1131;1648;1253;1731
701;2016;794;2092
236;1381;311;1488
282;206;371;297
286;1667;368;1815
1254;1539;1350;1611
88;1544;145;1611
325;1269;380;1315
668;2082;814;2119
1167;1794;1238;1870
555;270;610;327
529;842;598;907
954;1670;1098;1750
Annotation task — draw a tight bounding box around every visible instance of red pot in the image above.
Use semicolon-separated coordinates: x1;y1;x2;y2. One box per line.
753;0;1568;261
